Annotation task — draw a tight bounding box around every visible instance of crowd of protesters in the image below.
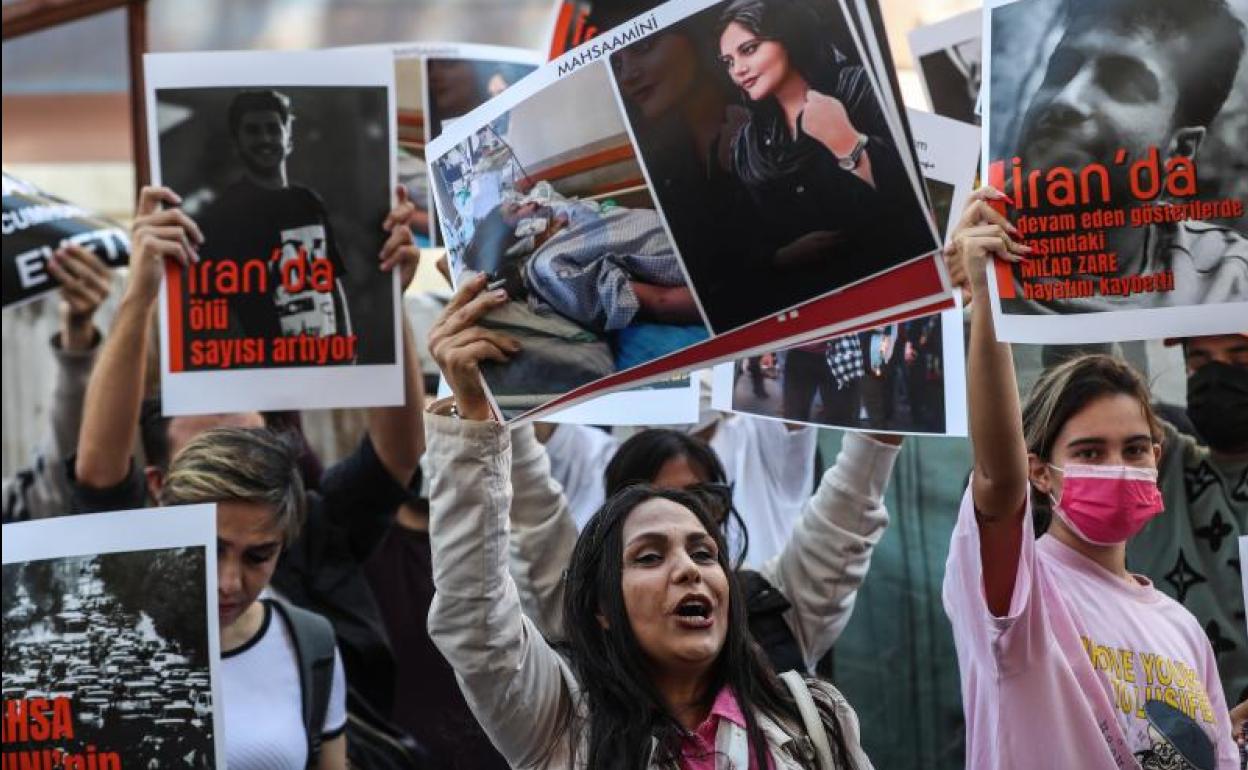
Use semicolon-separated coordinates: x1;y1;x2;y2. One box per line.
3;176;1246;768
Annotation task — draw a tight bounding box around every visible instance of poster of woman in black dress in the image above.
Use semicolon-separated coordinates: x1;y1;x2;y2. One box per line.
611;0;937;334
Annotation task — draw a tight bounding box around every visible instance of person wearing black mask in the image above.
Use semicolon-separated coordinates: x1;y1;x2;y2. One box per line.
1127;333;1248;719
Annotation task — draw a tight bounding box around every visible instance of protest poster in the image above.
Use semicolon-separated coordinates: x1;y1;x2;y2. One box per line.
711;109;976;436
908;9;981;125
983;0;1248;342
2;174;129;309
2;505;222;769
145;48;404;414
429;0;951;423
383;43;539;248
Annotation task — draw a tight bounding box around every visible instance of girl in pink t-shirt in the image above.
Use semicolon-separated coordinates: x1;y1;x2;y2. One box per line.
942;187;1238;770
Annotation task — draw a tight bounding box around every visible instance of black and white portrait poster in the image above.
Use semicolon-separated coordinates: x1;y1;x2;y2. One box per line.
379;42;539;248
428;0;953;423
2;505;222;769
2;174;129;309
145;49;402;415
984;0;1248;342
712;109;976;436
908;9;981;126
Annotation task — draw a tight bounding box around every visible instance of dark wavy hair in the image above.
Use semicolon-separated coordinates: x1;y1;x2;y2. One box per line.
553;484;856;769
604;428;750;569
716;0;851;187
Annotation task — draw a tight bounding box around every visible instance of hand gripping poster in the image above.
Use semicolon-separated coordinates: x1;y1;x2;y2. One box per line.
429;0;952;423
145;48;402;415
712;110;977;436
2;174;129;309
983;0;1248;342
2;505;223;769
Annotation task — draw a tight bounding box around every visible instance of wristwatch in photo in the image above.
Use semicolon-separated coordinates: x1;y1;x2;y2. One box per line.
837;133;869;171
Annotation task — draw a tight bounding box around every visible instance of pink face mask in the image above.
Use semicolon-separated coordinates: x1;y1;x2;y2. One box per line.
1047;464;1164;546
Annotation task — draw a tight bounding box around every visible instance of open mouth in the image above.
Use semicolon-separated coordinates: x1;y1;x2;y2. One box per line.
674;596;714;629
741;75;759;92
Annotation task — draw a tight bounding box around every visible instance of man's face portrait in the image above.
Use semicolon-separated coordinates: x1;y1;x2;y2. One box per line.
235;109;292;175
1017;24;1185;176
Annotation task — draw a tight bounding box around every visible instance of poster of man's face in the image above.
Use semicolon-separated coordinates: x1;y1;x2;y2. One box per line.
156;84;393;369
147;49;402;415
985;0;1248;338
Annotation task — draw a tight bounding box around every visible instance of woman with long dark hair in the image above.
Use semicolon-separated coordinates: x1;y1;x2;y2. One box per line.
715;0;932;279
424;273;873;769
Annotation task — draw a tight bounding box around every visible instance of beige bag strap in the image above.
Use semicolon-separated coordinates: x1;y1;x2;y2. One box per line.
779;670;835;770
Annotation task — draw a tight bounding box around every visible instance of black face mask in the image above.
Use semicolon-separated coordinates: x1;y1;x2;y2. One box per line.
1186;361;1248;453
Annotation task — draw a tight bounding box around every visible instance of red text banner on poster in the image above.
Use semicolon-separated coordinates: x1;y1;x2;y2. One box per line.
2;697;125;769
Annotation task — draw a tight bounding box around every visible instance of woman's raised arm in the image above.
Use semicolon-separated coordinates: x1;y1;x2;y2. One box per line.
953;187;1034;616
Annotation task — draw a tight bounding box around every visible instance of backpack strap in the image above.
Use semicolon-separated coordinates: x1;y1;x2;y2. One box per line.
270;598;337;769
779;671;835;770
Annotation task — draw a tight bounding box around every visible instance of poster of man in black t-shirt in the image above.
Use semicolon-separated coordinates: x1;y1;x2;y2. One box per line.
156;80;394;374
196;90;352;343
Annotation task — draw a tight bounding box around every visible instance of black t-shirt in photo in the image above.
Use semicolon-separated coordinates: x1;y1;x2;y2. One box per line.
194;179;349;341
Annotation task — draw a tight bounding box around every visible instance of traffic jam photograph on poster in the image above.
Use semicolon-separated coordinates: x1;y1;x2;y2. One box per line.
983;0;1248;342
713;109;977;437
145;47;404;415
2;505;223;769
428;0;952;423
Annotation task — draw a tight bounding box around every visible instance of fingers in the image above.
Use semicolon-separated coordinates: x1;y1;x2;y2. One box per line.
379;223;411;266
958;224;1032;262
55;244;110;279
441;271;489;316
136;186;181;218
383;186;416;231
439;326;522;361
954;198;1019;239
135;229;194;268
435;253;451;284
134;225;197;267
440;284;511;340
49;247;113;306
136;208;205;247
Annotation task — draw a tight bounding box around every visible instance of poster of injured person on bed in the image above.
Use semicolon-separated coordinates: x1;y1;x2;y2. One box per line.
427;0;952;423
983;0;1248;343
712;110;976;436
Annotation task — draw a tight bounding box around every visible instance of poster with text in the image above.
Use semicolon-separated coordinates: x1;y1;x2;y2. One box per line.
2;174;129;309
146;48;403;414
908;9;981;125
712;109;975;435
429;0;952;423
2;505;222;769
984;0;1248;342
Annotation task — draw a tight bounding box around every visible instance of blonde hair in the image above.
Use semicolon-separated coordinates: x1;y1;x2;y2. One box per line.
159;427;305;543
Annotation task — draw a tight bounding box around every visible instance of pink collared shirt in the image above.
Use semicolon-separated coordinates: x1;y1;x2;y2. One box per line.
680;687;774;770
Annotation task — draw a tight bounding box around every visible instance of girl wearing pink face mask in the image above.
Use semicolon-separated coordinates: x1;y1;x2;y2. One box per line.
941;188;1238;770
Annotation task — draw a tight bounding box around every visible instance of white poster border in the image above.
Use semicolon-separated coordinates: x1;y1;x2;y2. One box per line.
2;504;224;768
145;48;404;415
